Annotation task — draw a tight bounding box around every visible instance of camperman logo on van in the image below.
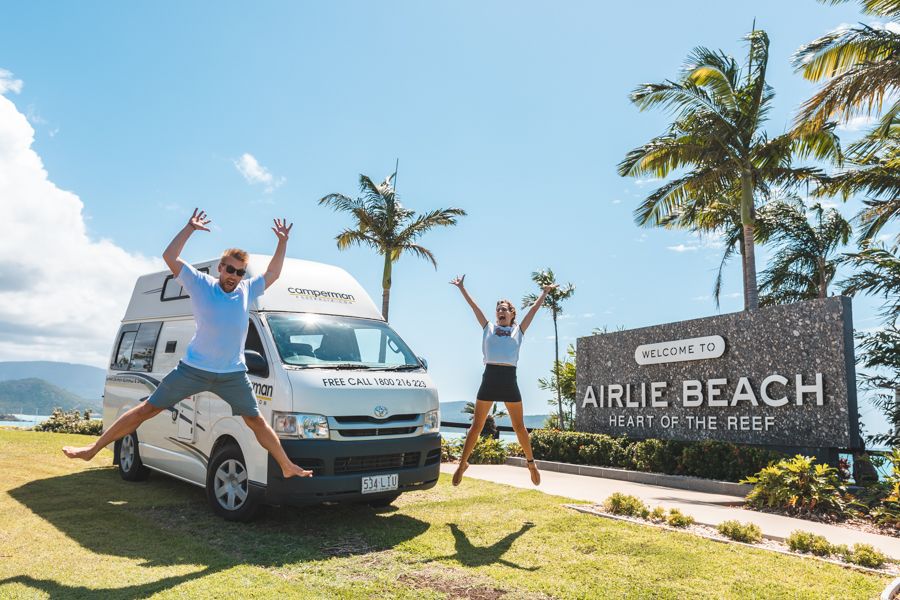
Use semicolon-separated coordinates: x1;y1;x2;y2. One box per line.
286;287;356;304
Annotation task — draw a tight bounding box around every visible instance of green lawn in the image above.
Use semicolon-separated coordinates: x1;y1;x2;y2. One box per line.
0;429;889;599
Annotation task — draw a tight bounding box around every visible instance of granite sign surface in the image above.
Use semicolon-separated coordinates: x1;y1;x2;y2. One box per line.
575;297;859;449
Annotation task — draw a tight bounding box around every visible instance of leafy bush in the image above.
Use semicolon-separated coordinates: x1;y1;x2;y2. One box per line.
665;508;695;528
441;436;461;462
468;436;508;465
742;455;849;518
844;543;887;569
34;409;102;435
527;429;782;482
602;493;649;518
717;520;763;543
506;441;524;457
649;506;667;522
786;530;833;557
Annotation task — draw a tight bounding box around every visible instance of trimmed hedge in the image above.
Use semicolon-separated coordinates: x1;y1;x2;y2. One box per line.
529;429;784;483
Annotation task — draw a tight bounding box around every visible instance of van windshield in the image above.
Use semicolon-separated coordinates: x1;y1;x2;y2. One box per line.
265;313;421;369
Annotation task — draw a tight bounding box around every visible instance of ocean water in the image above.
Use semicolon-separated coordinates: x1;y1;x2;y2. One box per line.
0;414;50;428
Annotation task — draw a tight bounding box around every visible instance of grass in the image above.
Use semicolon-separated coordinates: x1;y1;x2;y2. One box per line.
0;428;891;599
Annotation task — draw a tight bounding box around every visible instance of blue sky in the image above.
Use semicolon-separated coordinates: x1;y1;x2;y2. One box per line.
0;1;894;435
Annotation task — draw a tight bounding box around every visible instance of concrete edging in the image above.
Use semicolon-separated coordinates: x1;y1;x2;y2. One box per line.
883;577;900;600
505;456;753;497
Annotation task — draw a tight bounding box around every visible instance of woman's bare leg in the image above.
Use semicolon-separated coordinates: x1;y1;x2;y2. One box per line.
505;401;540;485
453;399;493;486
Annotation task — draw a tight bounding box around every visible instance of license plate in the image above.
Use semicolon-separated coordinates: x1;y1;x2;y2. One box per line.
361;473;399;494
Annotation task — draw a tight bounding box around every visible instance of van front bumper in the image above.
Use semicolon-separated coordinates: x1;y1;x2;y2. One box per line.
264;433;441;505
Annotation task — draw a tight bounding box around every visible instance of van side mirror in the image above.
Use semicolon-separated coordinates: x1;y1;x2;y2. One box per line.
245;350;269;378
417;356;428;371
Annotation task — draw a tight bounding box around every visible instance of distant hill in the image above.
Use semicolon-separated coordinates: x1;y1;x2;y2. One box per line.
439;400;549;429
0;361;106;403
0;378;101;414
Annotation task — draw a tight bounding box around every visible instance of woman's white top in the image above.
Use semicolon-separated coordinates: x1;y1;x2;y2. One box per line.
482;322;523;366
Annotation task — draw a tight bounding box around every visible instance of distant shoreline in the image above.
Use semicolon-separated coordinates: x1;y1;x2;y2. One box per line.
0;414;23;422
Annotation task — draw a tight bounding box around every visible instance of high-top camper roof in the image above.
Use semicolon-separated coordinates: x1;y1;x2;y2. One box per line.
122;254;383;322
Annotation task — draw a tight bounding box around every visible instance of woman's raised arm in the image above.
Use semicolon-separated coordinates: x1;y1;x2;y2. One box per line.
519;284;557;333
450;275;488;329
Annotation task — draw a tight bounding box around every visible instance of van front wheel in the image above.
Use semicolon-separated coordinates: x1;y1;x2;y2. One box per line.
116;432;150;481
206;443;264;522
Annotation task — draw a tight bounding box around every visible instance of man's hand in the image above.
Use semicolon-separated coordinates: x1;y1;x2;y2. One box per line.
189;208;212;232
272;218;293;242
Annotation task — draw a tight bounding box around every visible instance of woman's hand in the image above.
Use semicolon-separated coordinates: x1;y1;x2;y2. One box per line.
542;283;558;294
450;274;466;289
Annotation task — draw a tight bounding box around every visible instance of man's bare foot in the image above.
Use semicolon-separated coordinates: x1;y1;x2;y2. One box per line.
282;463;313;478
62;445;98;461
452;461;468;486
527;459;541;486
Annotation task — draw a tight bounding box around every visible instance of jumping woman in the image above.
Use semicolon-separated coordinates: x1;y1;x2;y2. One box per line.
450;274;556;486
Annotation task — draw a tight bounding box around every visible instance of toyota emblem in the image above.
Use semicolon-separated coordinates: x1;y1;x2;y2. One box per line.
373;405;388;418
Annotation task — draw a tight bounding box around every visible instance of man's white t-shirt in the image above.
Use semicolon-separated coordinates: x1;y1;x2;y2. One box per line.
177;262;267;373
482;322;523;366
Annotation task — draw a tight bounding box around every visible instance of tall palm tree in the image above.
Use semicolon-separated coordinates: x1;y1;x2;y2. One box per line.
522;268;575;429
319;172;466;320
793;0;900;244
619;29;840;310
758;199;852;305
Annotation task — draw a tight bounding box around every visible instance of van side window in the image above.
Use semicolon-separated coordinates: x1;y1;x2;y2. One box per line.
245;320;267;359
129;322;163;372
161;267;209;301
111;322;163;372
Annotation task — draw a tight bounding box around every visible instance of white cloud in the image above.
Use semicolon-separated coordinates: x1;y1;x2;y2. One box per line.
611;198;622;204
234;153;284;193
837;115;878;133
634;178;660;187
0;75;161;367
0;69;22;95
667;244;699;252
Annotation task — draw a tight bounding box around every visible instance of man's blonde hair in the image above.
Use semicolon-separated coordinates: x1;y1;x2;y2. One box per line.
221;248;249;263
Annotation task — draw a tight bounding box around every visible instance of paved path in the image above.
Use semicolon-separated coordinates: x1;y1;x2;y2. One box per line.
441;463;900;559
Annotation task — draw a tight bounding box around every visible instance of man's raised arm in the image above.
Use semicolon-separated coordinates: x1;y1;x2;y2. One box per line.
162;208;211;276
264;218;293;289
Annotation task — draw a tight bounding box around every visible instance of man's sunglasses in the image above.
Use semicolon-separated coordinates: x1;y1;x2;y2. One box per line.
220;263;246;277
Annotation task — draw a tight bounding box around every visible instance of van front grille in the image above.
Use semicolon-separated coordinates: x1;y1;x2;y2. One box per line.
333;414;417;424
336;426;418;438
334;452;421;475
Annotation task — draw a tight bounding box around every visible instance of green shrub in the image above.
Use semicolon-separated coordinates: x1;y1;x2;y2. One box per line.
844;543;887;569
742;455;849;518
679;441;782;482
441;436;461;462
665;508;695;528
505;441;524;457
649;506;667;522
602;493;649;518
34;409;102;435
628;439;684;473
716;520;763;543
468;436;507;465
786;530;833;557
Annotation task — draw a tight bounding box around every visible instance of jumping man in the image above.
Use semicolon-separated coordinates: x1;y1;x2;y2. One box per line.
63;208;312;479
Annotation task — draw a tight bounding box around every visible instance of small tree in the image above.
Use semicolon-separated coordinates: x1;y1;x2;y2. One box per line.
538;345;577;429
522;268;575;430
462;401;508;438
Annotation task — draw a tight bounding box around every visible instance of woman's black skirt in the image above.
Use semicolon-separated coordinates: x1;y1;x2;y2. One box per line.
476;364;522;403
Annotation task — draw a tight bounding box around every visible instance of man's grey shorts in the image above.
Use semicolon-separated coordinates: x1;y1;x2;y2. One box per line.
148;361;261;417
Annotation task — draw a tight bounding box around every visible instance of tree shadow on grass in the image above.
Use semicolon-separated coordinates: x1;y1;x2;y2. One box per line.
4;468;429;599
423;522;539;571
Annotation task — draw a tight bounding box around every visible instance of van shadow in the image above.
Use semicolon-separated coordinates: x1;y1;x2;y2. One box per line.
4;468;430;599
423;522;538;571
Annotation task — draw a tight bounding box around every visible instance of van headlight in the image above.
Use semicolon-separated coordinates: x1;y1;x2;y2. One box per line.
273;412;329;439
423;409;440;433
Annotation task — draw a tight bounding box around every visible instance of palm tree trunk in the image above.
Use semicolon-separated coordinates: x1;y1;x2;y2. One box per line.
381;253;392;321
738;234;749;311
741;169;759;310
553;312;563;429
818;257;828;298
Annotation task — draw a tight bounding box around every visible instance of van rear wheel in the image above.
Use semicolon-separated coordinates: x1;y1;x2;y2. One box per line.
206;443;264;522
116;431;150;481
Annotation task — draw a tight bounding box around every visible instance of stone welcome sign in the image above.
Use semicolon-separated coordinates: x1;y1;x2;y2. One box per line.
575;296;859;449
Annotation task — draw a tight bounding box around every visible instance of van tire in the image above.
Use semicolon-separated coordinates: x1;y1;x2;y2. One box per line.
206;443;264;522
116;432;150;481
368;494;400;508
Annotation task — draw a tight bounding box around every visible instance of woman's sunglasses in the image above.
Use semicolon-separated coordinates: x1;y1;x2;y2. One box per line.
220;263;247;276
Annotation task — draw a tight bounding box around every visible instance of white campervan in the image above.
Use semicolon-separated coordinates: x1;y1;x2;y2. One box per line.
103;255;441;521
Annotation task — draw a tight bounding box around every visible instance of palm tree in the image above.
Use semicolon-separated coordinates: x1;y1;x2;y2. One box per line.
462;401;508;438
537;344;577;429
619;29;840;310
319;172;466;321
522;268;575;429
758;199;852;306
793;1;900;244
